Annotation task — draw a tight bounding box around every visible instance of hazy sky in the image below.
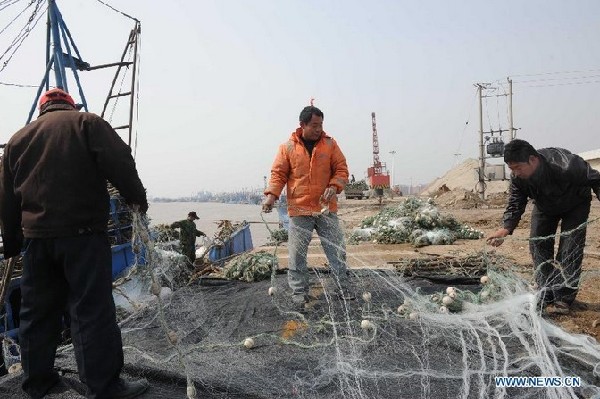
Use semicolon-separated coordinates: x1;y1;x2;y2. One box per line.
1;0;599;197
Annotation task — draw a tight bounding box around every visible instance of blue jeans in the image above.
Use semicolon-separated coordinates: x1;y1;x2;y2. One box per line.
287;213;348;295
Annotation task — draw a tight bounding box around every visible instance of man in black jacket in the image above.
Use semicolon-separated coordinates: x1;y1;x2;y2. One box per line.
0;88;149;398
487;139;600;313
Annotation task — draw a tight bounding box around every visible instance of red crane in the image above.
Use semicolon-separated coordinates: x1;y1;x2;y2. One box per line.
367;112;390;196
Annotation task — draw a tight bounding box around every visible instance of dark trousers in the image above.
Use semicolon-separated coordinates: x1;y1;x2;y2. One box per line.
529;202;590;305
19;233;124;399
180;243;196;265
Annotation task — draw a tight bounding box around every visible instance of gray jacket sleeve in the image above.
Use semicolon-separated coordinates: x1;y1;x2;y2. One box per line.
502;179;528;234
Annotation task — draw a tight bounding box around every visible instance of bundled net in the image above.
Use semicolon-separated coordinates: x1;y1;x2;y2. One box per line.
348;198;483;246
1;201;600;399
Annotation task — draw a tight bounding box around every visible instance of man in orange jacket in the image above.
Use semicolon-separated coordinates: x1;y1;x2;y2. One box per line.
262;106;351;306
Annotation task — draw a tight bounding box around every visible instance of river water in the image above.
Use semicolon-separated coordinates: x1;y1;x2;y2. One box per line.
147;201;280;247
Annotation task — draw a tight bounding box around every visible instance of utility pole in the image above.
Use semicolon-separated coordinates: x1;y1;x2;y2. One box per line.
476;84;486;200
508;77;515;140
263;176;267;190
474;81;515;199
389;150;396;187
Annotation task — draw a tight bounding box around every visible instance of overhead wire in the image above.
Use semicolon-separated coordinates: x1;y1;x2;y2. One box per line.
454;90;477;163
509;74;600;84
495;68;600;89
497;82;511;135
518;79;600;88
106;45;133;124
0;0;23;13
0;80;37;87
93;0;139;22
0;0;46;74
510;67;600;78
484;94;493;132
0;0;35;36
496;89;501;132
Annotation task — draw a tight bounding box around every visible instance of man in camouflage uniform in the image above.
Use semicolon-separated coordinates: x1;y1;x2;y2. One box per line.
171;211;206;264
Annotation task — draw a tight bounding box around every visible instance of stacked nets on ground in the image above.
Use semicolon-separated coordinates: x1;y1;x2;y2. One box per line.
348;197;483;246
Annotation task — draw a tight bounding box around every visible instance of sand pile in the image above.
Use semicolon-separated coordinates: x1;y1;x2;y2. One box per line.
431;189;509;209
422;158;509;197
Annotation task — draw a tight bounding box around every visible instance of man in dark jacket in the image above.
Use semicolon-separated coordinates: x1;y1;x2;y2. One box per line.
170;211;205;264
0;88;149;398
487;139;600;313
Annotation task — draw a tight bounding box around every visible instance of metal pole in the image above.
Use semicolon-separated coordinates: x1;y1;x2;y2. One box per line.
477;84;485;200
45;10;50;91
27;58;54;124
389;150;396;187
48;1;66;90
127;22;141;147
508;77;514;140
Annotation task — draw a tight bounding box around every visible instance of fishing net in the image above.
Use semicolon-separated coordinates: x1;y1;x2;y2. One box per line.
1;203;600;399
267;228;289;245
348;198;483;246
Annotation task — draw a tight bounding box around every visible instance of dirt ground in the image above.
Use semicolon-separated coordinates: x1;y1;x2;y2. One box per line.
265;194;600;341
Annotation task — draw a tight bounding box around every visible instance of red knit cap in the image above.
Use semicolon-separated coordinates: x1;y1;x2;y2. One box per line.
39;88;75;109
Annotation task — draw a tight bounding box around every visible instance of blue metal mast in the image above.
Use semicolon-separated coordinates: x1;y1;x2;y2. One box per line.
27;0;90;124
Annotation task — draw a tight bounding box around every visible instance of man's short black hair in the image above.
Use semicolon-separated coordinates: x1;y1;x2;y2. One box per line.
504;139;539;163
299;106;324;124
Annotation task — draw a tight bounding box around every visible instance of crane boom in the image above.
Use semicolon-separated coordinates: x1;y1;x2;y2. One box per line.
372;112;381;173
366;112;390;192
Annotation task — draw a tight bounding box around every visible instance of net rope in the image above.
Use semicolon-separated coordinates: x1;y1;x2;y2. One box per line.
2;198;599;398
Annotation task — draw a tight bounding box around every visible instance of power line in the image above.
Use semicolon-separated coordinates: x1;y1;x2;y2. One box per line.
0;0;24;13
0;80;37;87
0;0;46;74
510;74;600;84
93;0;139;22
510;67;600;78
0;0;36;35
520;79;600;88
498;78;600;88
454;90;477;158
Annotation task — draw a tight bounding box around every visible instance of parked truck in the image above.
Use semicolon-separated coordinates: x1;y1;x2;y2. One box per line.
344;180;369;200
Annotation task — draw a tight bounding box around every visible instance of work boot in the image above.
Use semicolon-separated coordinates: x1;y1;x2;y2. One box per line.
103;378;149;399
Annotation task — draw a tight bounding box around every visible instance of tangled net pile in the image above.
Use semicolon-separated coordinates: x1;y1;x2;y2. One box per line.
348;197;484;246
1;209;600;399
